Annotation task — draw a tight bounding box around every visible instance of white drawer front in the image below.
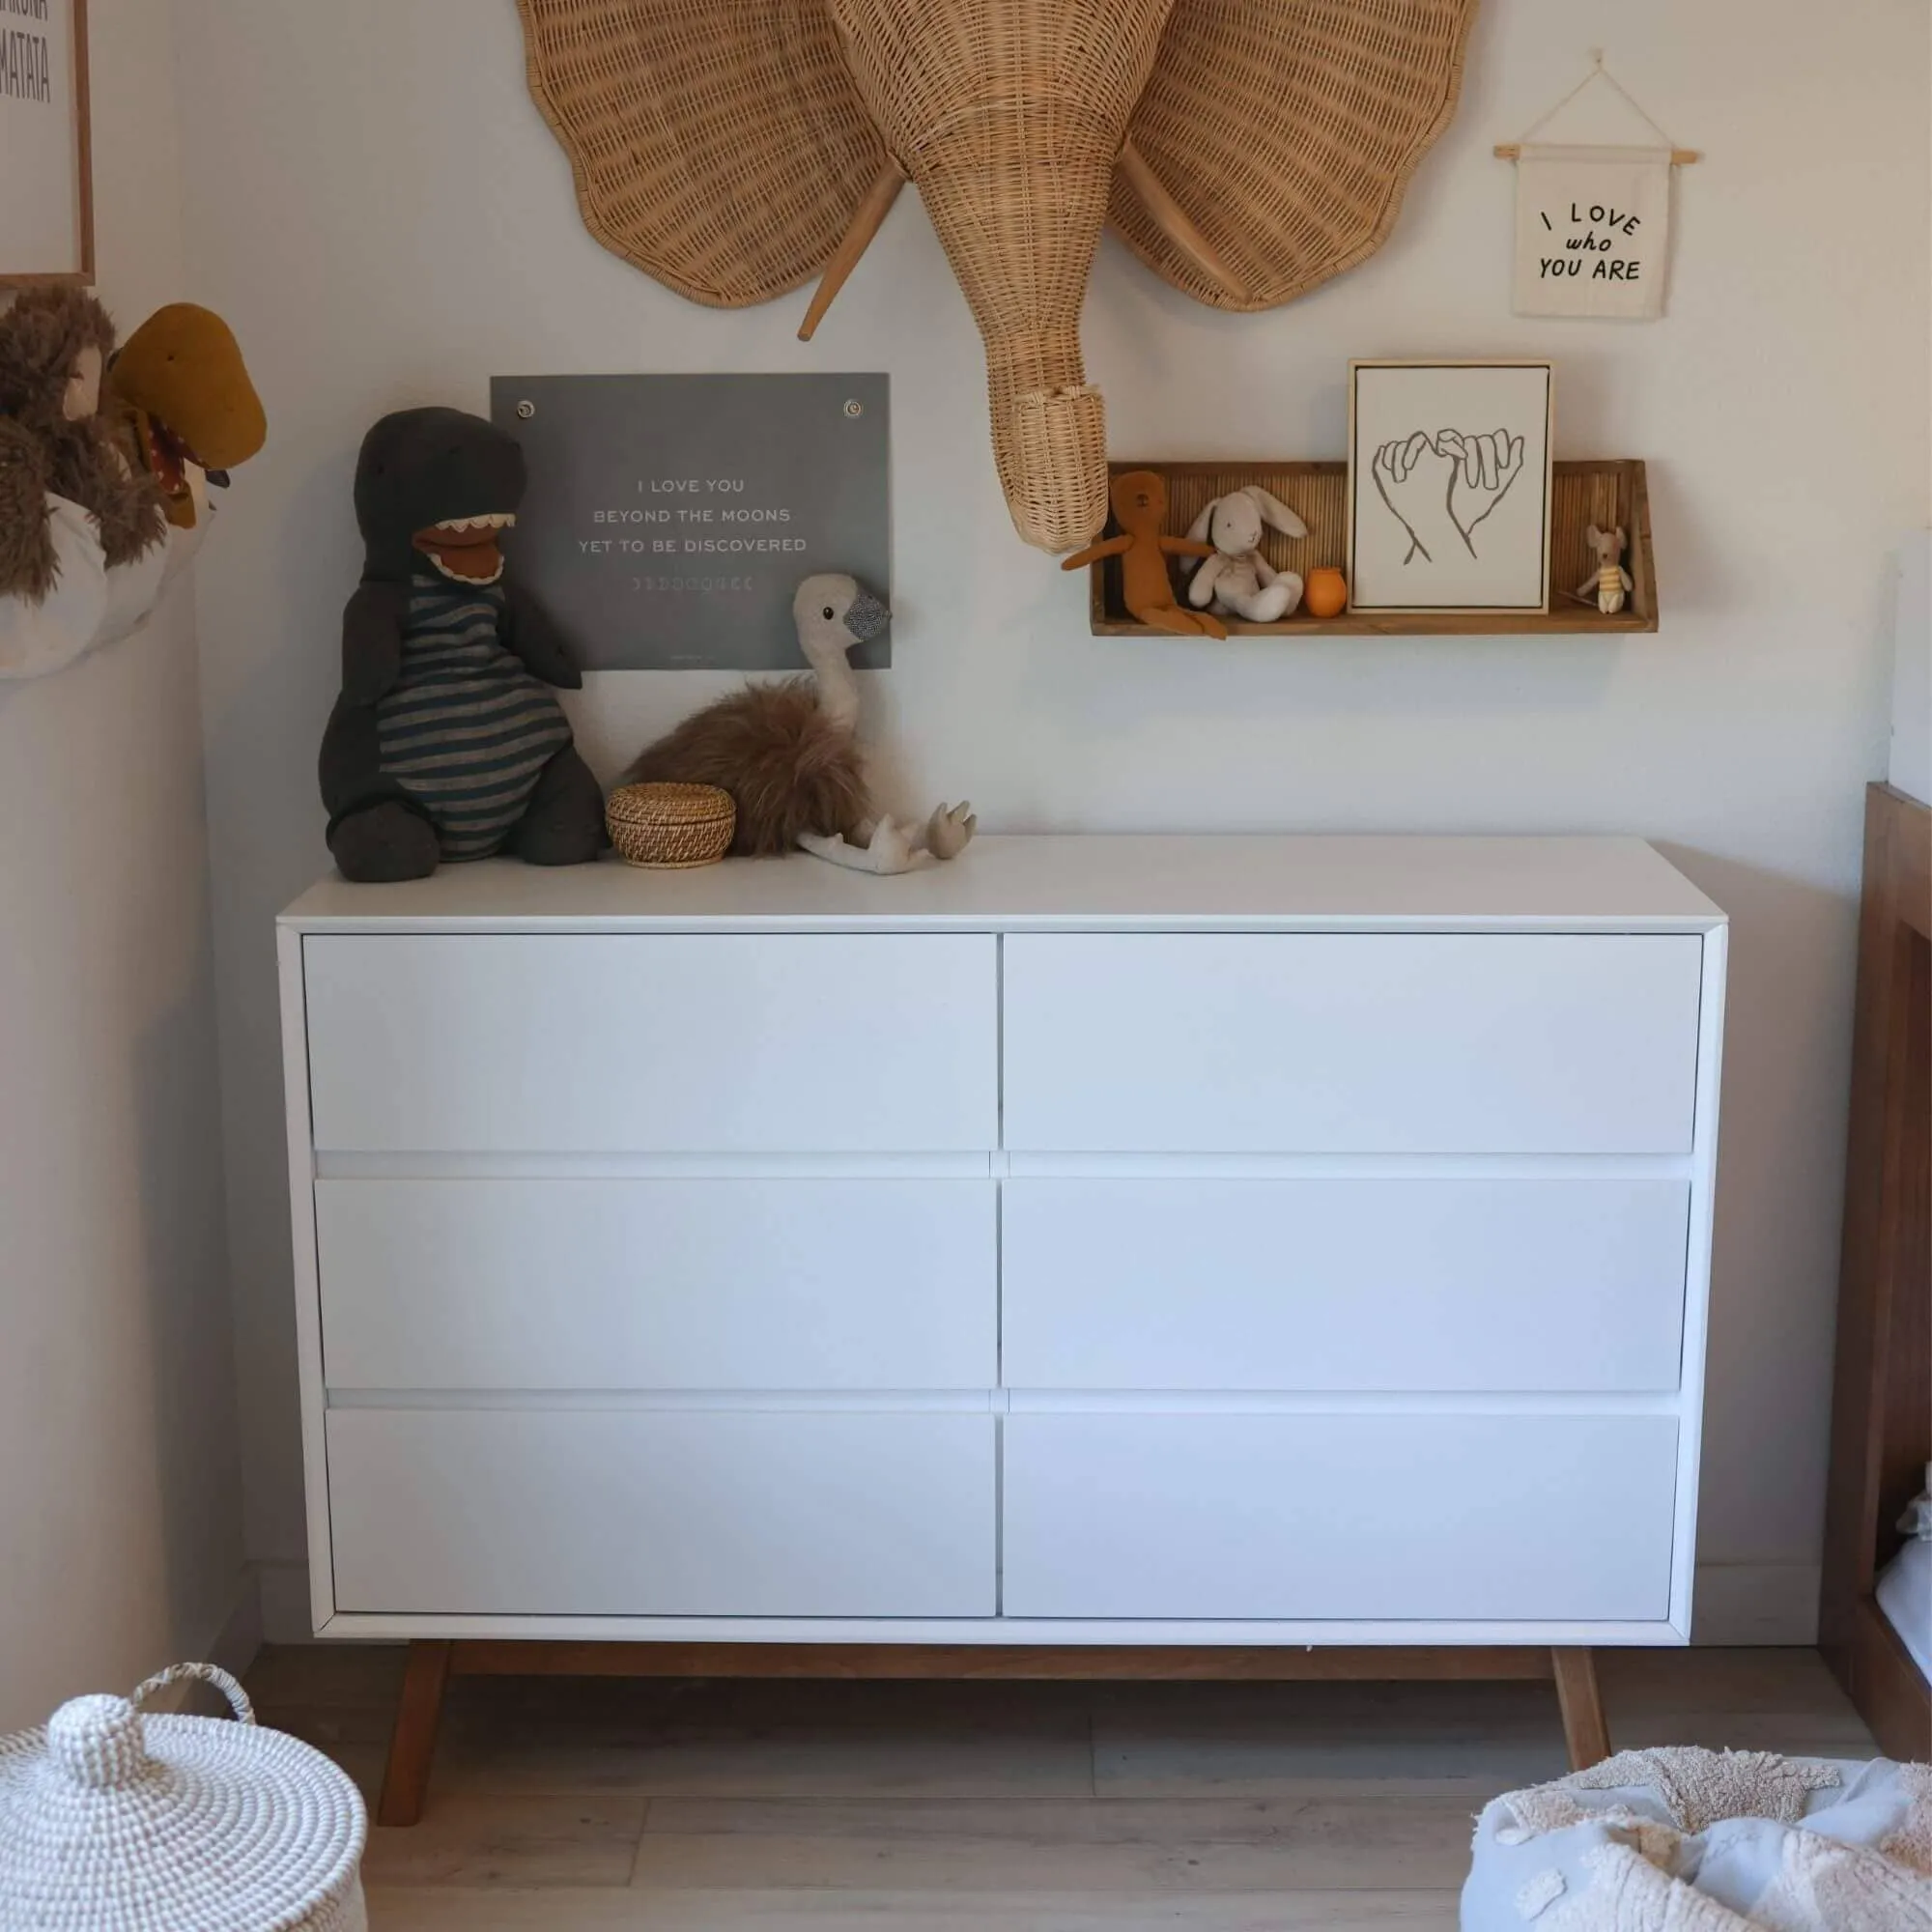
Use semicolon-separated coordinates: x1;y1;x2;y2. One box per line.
316;1178;997;1391
1003;1412;1678;1622
1002;934;1704;1153
1003;1179;1690;1393
303;934;998;1153
327;1407;995;1616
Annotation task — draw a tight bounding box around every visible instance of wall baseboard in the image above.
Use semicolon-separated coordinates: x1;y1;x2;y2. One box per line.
252;1558;1823;1649
1690;1563;1821;1646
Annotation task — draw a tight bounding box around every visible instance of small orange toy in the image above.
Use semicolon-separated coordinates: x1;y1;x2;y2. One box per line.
1062;469;1226;639
1303;566;1348;619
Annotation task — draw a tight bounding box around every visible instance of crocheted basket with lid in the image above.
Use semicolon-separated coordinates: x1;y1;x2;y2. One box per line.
606;781;736;868
0;1662;367;1931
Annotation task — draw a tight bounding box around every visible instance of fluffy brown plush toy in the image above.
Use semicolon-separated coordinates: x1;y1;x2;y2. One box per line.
625;573;975;874
0;419;54;603
0;289;164;600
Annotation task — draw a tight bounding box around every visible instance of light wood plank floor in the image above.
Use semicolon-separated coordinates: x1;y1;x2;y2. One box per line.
244;1646;1878;1931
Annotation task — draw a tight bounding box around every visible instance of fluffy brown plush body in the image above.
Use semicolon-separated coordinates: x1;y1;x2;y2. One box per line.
626;678;872;858
0;289;164;596
0;418;54;602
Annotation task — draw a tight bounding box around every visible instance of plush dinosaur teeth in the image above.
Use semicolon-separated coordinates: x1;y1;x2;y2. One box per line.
426;549;505;585
431;512;516;535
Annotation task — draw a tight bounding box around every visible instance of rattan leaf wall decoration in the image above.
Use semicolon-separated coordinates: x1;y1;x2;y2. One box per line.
516;0;1480;554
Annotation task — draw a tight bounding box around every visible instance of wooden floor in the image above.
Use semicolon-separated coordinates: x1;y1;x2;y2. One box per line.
245;1645;1879;1931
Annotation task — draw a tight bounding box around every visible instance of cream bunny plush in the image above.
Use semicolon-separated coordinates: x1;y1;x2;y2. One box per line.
1183;485;1309;622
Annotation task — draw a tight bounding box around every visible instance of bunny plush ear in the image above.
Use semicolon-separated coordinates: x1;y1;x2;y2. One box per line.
1246;486;1308;540
1184;497;1222;547
1585;523;1603;546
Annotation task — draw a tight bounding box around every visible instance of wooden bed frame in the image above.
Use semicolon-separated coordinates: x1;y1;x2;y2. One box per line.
1821;782;1932;1761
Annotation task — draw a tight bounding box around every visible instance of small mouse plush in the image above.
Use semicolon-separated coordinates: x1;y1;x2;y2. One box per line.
1061;469;1224;639
1182;484;1308;622
1567;522;1633;615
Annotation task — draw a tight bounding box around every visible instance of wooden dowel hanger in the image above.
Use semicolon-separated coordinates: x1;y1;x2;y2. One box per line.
1494;142;1700;165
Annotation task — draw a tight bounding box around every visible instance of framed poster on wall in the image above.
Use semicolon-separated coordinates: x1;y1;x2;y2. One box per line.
1346;359;1553;616
0;0;93;286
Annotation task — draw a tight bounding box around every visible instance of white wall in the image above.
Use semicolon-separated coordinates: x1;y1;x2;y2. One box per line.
173;0;1928;1639
0;0;245;1728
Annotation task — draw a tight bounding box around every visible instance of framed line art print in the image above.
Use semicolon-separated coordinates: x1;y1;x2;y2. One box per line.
0;0;94;286
1347;360;1553;615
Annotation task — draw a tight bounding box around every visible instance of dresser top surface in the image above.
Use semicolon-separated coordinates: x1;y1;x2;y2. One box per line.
281;835;1723;933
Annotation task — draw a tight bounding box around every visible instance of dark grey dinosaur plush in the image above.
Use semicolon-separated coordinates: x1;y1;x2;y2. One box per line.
320;407;605;882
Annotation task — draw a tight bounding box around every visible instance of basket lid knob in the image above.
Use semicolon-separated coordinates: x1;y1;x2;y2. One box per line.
46;1694;152;1791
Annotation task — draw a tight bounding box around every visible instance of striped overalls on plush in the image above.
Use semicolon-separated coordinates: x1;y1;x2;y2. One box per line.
375;578;573;860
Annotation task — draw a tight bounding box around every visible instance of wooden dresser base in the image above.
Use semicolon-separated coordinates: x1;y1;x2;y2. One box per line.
376;1639;1611;1827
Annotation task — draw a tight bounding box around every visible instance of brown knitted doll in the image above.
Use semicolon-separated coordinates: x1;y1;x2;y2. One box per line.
0;289;164;600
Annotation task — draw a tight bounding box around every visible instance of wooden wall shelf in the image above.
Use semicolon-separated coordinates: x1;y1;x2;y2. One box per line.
1087;459;1657;638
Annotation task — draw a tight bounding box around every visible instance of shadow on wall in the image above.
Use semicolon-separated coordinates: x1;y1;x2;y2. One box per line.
196;433;368;1595
133;964;247;1670
1655;840;1861;1591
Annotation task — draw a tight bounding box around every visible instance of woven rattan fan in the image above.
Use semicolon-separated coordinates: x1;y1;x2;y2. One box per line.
517;0;1478;554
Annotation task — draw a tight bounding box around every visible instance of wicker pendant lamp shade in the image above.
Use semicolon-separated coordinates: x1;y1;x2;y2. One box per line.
516;0;1478;552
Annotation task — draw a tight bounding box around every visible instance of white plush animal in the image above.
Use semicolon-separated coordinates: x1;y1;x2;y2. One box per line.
1183;485;1309;622
627;573;975;876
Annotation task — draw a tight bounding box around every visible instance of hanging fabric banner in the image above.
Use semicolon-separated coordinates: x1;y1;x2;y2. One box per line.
1498;53;1695;322
1513;143;1670;320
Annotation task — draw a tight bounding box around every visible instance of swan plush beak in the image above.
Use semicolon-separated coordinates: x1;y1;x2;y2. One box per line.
842;587;890;642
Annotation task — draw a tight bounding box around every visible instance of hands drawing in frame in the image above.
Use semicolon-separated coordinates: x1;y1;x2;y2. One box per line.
1371;429;1526;564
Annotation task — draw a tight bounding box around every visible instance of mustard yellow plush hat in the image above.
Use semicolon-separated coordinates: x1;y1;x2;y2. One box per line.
113;303;266;468
109;303;266;529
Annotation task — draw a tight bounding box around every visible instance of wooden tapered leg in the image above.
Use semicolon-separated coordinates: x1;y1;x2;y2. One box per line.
1551;1646;1611;1770
378;1639;453;1827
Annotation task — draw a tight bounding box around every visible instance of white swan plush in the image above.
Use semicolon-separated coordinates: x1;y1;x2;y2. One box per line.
625;573;976;876
1183;485;1309;623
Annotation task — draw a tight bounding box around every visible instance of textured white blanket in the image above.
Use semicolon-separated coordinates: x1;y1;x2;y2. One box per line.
1463;1747;1932;1930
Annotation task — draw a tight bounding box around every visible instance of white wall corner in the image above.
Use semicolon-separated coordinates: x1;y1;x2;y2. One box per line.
1691;1562;1822;1645
204;1566;266;1681
256;1558;323;1646
128;1570;264;1716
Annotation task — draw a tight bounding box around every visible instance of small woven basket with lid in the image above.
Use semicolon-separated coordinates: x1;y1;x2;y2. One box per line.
606;781;736;868
0;1662;368;1931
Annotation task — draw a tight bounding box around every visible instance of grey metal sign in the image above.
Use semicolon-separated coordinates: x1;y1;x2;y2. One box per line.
489;373;891;671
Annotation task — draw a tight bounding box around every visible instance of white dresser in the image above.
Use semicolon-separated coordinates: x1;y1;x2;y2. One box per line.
279;835;1725;1647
